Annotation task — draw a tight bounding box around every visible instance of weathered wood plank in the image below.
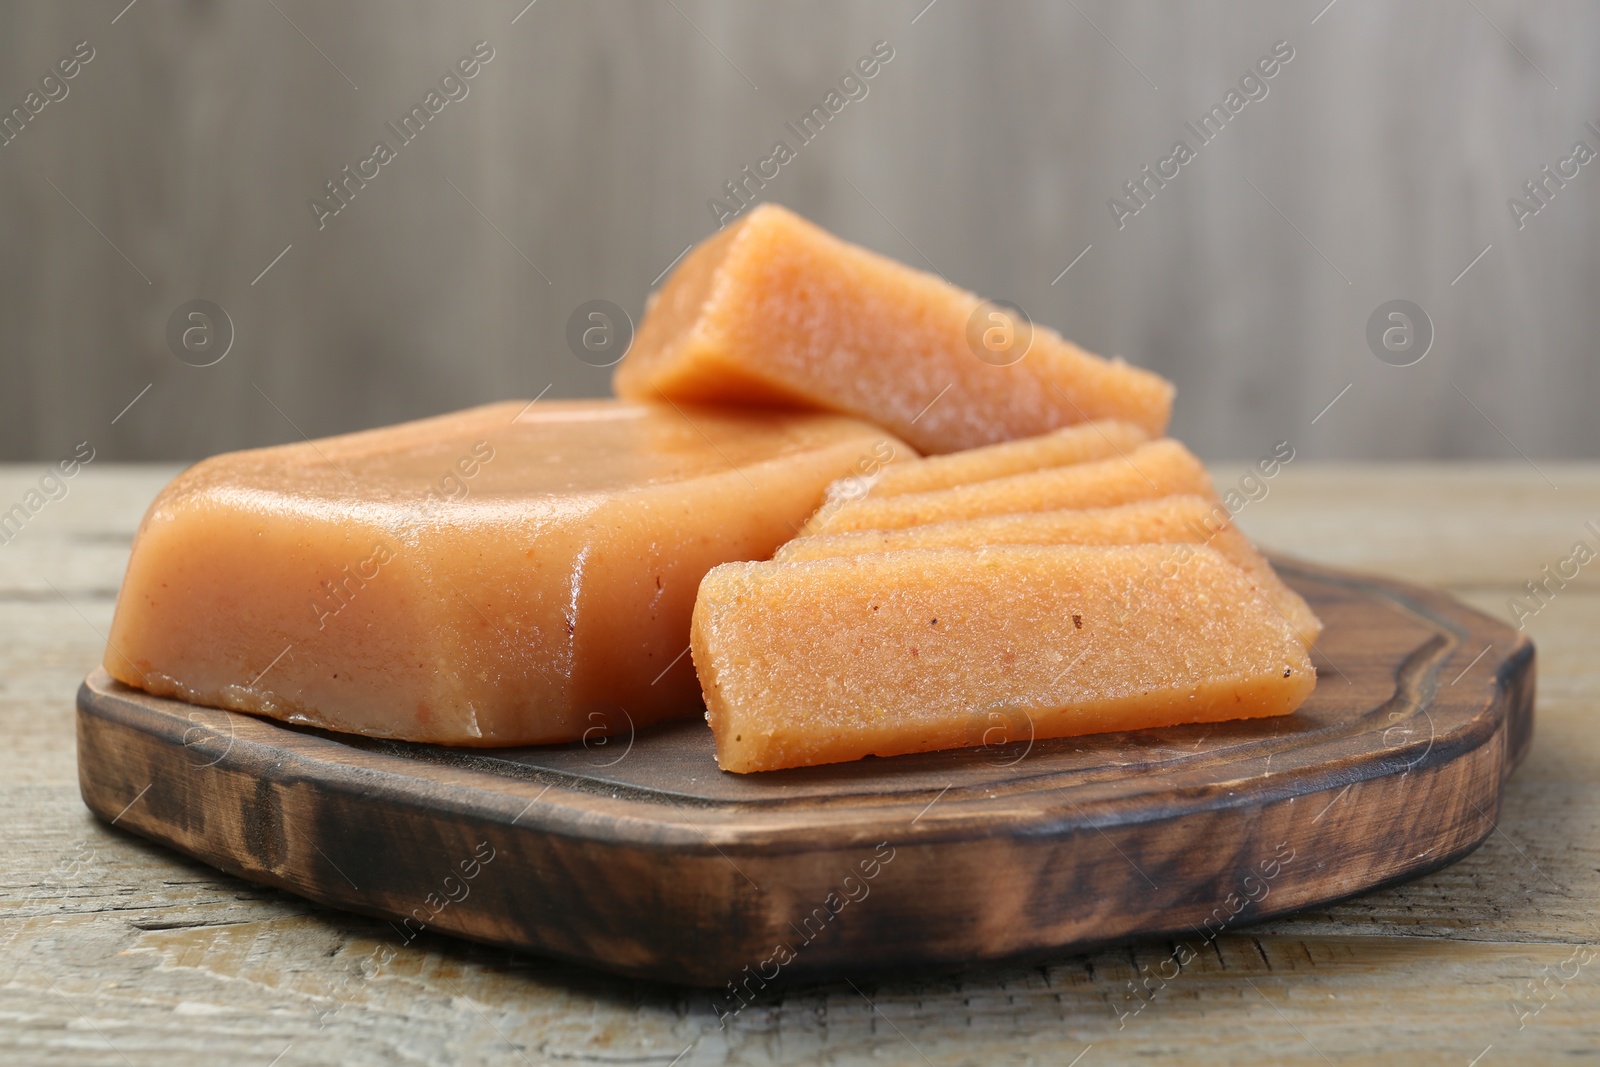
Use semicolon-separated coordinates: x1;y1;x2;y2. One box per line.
1233;463;1600;590
5;822;1600;1067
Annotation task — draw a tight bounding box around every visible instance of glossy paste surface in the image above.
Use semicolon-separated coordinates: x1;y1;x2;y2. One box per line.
105;400;902;744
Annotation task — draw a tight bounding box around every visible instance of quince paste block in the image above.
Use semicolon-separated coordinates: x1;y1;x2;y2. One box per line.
612;203;1174;455
693;545;1316;773
104;400;904;746
777;496;1321;646
866;420;1150;498
811;439;1213;534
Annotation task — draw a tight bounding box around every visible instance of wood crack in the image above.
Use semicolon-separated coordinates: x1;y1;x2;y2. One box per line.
127;916;264;932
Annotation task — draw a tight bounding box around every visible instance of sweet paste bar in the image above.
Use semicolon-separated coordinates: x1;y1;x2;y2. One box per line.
105;400;903;744
613;203;1174;454
779;495;1320;646
811;439;1213;534
693;544;1315;773
865;420;1150;497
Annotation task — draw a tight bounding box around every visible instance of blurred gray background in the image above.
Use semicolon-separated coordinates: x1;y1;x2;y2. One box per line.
1;0;1596;462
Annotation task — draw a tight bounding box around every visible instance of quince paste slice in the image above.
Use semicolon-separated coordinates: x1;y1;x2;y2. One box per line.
613;203;1174;455
105;400;905;745
692;544;1316;773
780;495;1321;646
811;439;1212;534
866;420;1150;497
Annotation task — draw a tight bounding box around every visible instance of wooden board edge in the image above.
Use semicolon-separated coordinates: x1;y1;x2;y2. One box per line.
76;660;1524;987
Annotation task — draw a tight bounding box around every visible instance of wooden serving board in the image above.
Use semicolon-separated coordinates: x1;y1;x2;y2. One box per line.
76;557;1533;988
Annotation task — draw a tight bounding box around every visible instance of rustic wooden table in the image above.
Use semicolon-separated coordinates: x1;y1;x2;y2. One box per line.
2;463;1595;1066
